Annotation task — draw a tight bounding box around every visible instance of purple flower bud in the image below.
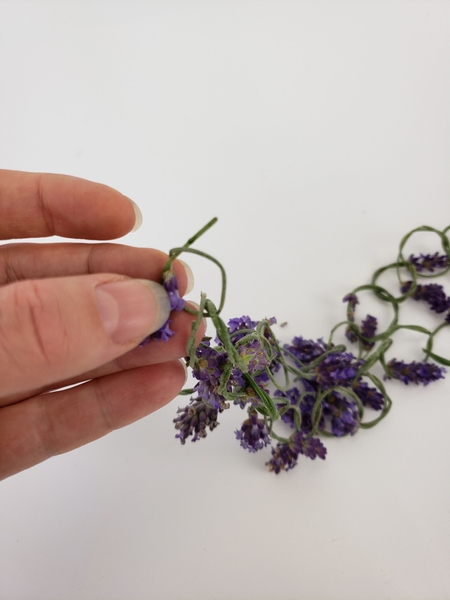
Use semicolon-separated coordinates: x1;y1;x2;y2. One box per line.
360;314;377;350
343;293;359;321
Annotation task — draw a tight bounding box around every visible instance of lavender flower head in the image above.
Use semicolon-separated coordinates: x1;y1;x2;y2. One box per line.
192;343;226;383
235;411;271;452
237;339;269;374
292;431;327;459
174;398;229;444
409;253;449;273
386;359;446;385
149;320;174;343
228;315;258;340
353;379;384;411
285;336;327;365
266;432;326;474
190;343;229;410
145;270;187;343
266;443;299;474
163;269;187;311
315;352;363;389
322;391;359;437
400;281;450;314
360;314;377;350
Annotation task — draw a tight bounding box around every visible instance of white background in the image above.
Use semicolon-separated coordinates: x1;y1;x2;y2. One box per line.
1;2;450;599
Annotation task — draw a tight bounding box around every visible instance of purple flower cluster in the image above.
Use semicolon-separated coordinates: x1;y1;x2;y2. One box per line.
409;253;449;273
175;315;280;447
278;331;390;440
275;385;362;438
401;281;450;314
353;379;384;410
284;336;327;365
266;443;299;473
190;343;228;410
163;269;186;311
147;270;187;343
315;352;363;389
283;340;363;434
266;432;326;473
193;344;226;382
158;221;450;477
228;315;258;340
322;391;359;437
386;359;445;385
343;293;377;349
175;304;447;472
174;398;229;444
235;411;271;452
237;339;269;374
296;432;327;460
360;315;377;350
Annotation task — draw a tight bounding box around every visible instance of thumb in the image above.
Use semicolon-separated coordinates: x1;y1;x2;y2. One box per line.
0;274;170;398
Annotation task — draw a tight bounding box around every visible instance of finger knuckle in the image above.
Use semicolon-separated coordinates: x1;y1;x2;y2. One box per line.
10;281;71;367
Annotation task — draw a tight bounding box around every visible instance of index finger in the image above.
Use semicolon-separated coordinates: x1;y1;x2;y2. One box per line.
0;170;139;240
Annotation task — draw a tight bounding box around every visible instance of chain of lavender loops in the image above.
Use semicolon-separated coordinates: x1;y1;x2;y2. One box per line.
150;221;450;474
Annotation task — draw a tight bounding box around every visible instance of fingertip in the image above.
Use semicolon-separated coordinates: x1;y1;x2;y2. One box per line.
42;174;138;239
129;200;143;232
95;278;171;344
178;358;189;386
178;259;194;294
172;259;195;296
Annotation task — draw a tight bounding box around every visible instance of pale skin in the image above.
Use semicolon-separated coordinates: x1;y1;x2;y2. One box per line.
0;170;204;480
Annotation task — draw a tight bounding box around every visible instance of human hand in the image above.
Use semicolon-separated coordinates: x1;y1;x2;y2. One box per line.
0;170;204;480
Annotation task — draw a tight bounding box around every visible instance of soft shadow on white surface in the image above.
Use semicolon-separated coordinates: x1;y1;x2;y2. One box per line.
0;2;450;599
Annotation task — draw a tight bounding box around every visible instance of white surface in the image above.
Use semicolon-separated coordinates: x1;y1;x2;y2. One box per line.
1;2;450;599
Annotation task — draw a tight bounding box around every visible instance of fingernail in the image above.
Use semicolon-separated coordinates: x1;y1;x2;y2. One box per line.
95;279;170;344
129;200;143;232
178;358;189;385
178;259;194;294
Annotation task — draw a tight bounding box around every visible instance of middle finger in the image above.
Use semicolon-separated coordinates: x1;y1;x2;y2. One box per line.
0;242;190;293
